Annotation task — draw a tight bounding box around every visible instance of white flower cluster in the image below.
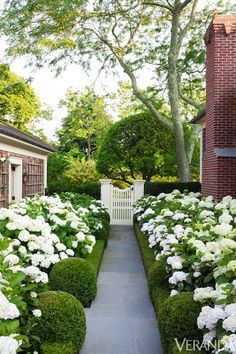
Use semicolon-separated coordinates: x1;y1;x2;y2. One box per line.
0;193;107;353
134;191;236;354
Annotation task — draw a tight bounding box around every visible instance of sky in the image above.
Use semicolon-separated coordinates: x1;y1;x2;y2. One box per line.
0;0;232;140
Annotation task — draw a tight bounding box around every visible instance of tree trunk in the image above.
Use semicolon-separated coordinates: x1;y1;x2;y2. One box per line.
168;8;192;181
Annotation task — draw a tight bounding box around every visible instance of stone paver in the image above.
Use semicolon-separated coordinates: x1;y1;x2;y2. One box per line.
80;225;162;354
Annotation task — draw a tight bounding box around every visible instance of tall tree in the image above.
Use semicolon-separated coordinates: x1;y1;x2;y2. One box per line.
0;0;232;179
0;63;41;129
58;87;111;160
96;112;177;183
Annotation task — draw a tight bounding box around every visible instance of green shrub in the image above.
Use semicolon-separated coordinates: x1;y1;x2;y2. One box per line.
34;291;86;352
144;182;201;196
48;181;101;199
148;258;169;299
152;286;169;311
95;219;110;247
158;292;202;354
134;222;155;275
86;240;105;277
41;342;77;354
49;257;97;307
172;344;203;354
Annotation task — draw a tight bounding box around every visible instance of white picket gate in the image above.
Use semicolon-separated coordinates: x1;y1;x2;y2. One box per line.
100;179;145;225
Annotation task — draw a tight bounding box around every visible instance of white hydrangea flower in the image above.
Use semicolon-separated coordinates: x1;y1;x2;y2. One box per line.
222;334;236;354
197;306;226;330
59;252;68;260
3;255;20;266
30;292;37;298
0;292;20;320
166;255;183;270
170;290;178;297
214;223;233;236
169;271;188;285
193;287;218;302
32;309;42;318
76;232;85;242
0;335;21;354
202;330;216;345
85;245;93;254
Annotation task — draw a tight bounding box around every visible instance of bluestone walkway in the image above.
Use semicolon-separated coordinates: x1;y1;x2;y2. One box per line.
80;225;162;354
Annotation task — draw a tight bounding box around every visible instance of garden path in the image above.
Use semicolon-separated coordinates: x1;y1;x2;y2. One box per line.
80;225;162;354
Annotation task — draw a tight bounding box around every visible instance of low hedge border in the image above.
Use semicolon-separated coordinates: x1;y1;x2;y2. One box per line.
144;181;201;196
86;239;105;277
134;221;204;354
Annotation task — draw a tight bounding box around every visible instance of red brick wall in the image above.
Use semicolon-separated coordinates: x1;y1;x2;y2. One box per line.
202;15;236;200
0;149;45;208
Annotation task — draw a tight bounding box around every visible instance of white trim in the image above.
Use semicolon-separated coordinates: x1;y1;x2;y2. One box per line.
8;157;23;203
0;134;51;155
200;129;203;183
44;156;47;189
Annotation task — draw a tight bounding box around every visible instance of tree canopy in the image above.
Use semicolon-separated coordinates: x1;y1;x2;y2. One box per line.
0;63;41;129
58;87;111;160
0;0;234;180
96;112;176;183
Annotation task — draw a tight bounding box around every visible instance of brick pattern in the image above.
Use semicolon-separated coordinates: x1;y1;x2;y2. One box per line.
0;149;45;208
202;15;236;200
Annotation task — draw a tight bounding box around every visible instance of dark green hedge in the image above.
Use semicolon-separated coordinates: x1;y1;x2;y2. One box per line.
134;222;204;354
144;181;201;196
49;258;97;307
34;291;86;353
48;182;101;199
159;292;202;354
95;217;110;248
41;342;77;354
134;221;155;276
86;240;105;277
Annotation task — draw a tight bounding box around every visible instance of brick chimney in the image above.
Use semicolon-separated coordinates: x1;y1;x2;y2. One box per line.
202;15;236;200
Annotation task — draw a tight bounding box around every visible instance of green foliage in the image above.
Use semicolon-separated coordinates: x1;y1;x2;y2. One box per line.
134;222;155;276
144;181;201;196
158;292;202;354
64;158;101;183
0;0;232;180
47;153;101;198
49;258;97;307
0;63;42;130
41;341;77;354
172;344;203;354
58;87;111;159
94;218;110;248
86;240;105;277
59;192;95;208
148;258;169;299
96;112;176;183
34;291;86;351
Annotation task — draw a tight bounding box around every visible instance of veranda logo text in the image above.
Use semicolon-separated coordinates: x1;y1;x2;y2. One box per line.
175;338;222;352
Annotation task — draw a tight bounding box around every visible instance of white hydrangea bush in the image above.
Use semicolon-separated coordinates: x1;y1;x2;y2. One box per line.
0;193;108;353
134;191;236;353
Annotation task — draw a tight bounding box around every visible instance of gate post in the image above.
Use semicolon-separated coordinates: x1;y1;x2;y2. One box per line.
99;179;112;215
133;180;145;203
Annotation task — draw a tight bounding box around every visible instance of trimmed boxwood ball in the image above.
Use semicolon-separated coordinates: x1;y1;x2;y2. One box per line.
34;291;86;352
158;292;202;354
148;257;169;299
41;341;77;354
49;257;97;307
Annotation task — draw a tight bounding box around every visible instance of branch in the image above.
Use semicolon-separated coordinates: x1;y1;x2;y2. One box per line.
187;124;201;162
177;0;198;51
142;1;173;11
116;57;174;130
180;0;194;10
178;84;203;110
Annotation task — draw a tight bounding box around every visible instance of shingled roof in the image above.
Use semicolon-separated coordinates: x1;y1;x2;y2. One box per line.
0;120;56;153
